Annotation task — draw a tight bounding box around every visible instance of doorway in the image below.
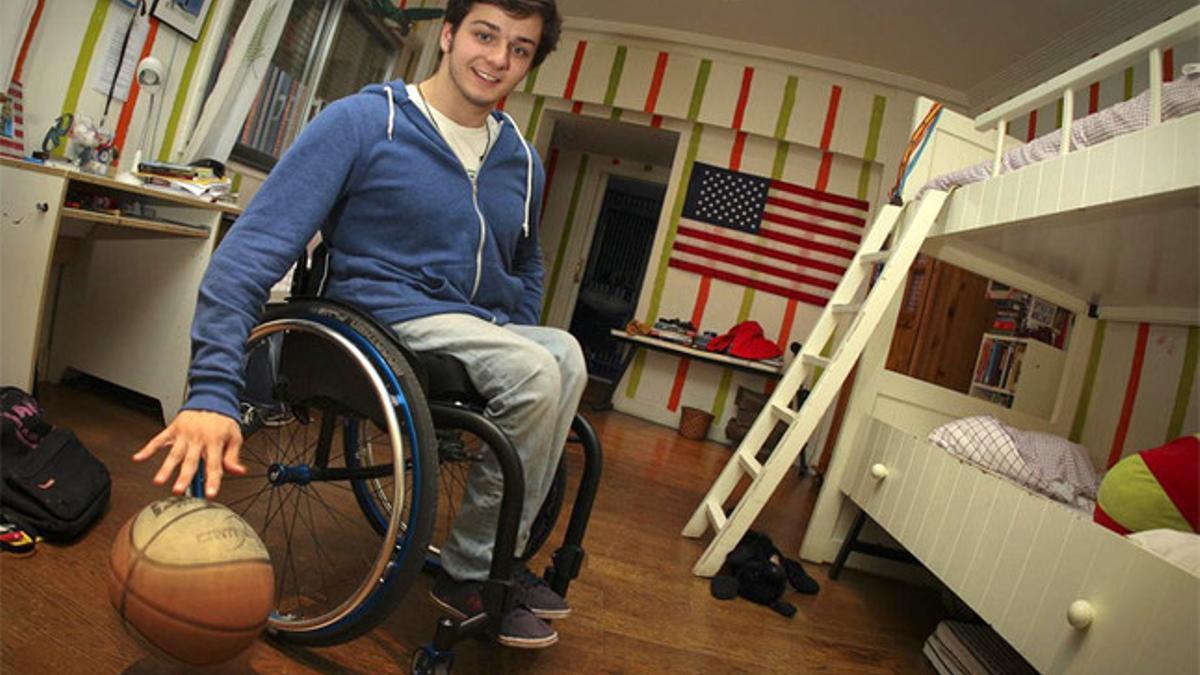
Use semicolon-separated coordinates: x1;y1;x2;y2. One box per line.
568;176;665;382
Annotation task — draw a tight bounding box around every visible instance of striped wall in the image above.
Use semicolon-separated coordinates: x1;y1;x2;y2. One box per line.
497;33;911;437
8;0;222;170
1071;321;1199;470
1007;36;1199;141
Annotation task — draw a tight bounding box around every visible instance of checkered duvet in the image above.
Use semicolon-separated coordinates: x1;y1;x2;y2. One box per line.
929;416;1100;512
917;67;1200;200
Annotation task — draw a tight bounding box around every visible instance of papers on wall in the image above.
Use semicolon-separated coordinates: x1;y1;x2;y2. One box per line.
91;8;150;104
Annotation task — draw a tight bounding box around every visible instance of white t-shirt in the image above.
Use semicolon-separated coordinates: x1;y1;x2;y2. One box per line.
407;83;500;179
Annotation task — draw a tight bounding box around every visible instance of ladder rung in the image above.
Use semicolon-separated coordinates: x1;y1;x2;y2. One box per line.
831;302;861;315
705;499;727;530
738;452;763;478
803;354;831;369
860;250;890;266
768;402;798;423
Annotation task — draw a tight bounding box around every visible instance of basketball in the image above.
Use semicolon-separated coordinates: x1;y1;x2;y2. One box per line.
108;497;275;666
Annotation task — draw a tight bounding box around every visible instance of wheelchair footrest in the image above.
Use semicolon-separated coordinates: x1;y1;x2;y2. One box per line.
545;544;585;597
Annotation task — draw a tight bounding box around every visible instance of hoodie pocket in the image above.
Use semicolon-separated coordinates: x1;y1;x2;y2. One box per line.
417;262;475;303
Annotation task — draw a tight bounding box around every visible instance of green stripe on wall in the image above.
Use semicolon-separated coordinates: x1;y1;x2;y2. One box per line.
773;76;797;139
159;0;219;161
711;287;758;421
771;140;789;180
687;60;712;121
857;95;887;200
604;46;626;106
627;123;704;398
540;154;589;323
610;108;623;121
524;96;546;141
59;1;111;156
523;65;540;94
1124;67;1134;101
1070;320;1107;442
1167;326;1199;440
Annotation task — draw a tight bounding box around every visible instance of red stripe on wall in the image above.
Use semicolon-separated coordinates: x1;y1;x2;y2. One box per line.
11;0;45;82
651;114;663;128
667;276;713;412
1108;322;1150;468
644;52;669;113
669;260;829;306
731;67;754;131
729;131;747;171
1164;48;1174;82
1088;82;1100;114
776;299;800;352
563;41;588;100
571;100;583;114
114;18;160;154
815;85;842;191
1026;110;1038;142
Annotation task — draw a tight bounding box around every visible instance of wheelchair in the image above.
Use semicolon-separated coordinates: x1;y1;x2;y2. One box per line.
206;249;603;674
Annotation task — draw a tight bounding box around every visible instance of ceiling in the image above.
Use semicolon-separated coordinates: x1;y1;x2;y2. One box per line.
557;0;1194;113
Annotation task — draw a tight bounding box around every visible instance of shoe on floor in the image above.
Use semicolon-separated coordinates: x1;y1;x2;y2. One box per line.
513;561;571;619
429;570;559;649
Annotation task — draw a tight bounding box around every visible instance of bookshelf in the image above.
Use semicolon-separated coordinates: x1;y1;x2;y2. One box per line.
969;335;1066;414
969;280;1073;414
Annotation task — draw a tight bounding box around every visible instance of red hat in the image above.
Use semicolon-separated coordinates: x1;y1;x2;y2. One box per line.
707;321;782;360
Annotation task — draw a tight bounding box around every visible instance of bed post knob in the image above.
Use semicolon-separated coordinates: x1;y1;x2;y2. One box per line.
1067;600;1095;629
870;464;889;480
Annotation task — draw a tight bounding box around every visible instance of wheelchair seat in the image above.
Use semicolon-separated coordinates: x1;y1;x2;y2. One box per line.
420;352;488;409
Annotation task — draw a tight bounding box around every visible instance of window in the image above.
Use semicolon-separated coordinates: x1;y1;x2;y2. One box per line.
223;0;408;172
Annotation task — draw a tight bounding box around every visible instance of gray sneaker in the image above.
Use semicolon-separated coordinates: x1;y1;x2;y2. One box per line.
513;562;571;619
429;571;559;649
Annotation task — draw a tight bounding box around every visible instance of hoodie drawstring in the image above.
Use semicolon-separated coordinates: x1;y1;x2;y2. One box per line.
384;84;395;141
500;111;533;237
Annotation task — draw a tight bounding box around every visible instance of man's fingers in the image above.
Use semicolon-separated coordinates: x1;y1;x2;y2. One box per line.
204;444;226;498
132;428;172;462
152;442;186;486
172;442;203;495
223;436;247;476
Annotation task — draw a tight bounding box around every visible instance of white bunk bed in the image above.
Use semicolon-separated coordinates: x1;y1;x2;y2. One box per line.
804;8;1200;675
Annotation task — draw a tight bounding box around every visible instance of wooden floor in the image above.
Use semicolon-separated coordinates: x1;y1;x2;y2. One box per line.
1;381;944;674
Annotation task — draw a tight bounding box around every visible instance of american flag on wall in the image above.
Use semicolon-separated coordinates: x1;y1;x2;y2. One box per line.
669;162;870;307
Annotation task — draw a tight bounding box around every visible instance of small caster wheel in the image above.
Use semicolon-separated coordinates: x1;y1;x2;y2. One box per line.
412;645;453;675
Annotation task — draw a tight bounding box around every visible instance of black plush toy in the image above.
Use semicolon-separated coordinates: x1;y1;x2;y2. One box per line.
710;530;819;617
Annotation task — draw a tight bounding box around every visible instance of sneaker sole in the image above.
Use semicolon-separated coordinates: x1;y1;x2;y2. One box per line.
497;631;559;649
528;606;571;620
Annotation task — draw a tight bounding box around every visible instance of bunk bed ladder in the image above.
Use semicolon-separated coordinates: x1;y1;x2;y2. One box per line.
682;190;949;577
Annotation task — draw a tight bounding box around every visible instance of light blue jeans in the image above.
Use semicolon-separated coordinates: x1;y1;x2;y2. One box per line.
390;313;587;581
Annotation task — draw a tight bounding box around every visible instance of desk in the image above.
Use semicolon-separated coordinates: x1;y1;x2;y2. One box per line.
598;328;783;409
1;158;240;421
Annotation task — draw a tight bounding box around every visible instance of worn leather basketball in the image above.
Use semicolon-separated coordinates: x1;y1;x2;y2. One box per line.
108;497;274;666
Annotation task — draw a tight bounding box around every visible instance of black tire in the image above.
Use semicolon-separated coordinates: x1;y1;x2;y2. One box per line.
221;301;437;646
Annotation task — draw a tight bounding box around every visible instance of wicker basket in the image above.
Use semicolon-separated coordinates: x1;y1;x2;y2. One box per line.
678;406;714;440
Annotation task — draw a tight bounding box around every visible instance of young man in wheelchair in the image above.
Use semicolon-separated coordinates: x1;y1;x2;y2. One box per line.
134;0;581;649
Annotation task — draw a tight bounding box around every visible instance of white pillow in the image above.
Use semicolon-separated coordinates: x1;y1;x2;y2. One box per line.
929;416;1039;486
1129;529;1200;576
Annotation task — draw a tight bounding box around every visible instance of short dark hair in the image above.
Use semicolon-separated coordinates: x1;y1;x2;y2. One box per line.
444;0;561;67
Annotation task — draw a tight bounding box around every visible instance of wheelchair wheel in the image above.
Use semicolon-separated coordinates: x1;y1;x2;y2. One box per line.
219;303;437;646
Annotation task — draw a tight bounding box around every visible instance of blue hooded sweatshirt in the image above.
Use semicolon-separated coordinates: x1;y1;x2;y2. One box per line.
183;79;546;420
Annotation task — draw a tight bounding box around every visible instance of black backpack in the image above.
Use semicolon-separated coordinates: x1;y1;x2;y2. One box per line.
1;388;111;540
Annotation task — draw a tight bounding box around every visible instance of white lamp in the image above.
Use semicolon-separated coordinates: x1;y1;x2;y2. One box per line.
116;56;166;184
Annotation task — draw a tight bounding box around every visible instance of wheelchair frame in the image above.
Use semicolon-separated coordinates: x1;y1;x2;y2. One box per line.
195;295;602;673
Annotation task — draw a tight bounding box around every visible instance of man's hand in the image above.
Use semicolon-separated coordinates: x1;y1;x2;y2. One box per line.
133;410;246;498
